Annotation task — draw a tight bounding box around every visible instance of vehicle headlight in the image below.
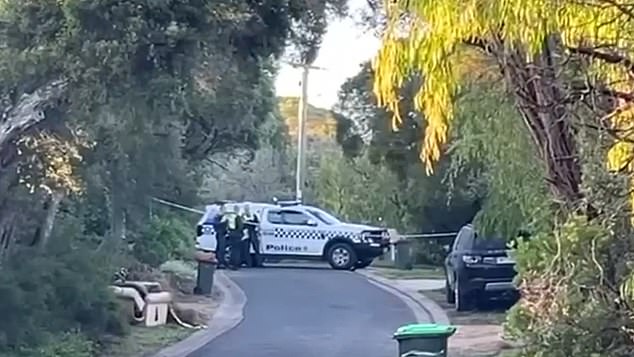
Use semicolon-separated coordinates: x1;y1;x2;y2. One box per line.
462;255;481;264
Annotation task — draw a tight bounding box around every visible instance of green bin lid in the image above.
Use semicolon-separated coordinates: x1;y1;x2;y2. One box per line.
393;323;456;339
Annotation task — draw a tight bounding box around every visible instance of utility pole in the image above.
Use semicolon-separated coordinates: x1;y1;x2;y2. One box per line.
284;61;325;202
295;64;309;202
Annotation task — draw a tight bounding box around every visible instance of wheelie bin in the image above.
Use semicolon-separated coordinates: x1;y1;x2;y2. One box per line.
394;239;413;270
393;323;457;357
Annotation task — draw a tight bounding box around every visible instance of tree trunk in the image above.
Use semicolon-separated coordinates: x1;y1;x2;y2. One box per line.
498;38;583;209
0;152;19;263
0;212;16;265
100;158;126;253
37;190;64;251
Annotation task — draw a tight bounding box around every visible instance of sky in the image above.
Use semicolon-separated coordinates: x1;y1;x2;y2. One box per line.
274;0;380;110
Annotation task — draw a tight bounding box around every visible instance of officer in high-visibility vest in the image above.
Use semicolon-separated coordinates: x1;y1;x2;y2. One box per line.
242;204;261;267
221;204;243;270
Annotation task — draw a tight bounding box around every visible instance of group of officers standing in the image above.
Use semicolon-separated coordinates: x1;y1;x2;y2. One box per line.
208;202;260;270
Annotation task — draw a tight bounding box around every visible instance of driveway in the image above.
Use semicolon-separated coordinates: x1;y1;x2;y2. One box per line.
188;265;423;357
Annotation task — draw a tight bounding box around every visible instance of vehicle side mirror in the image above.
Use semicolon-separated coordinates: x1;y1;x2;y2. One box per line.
442;244;451;252
306;219;318;226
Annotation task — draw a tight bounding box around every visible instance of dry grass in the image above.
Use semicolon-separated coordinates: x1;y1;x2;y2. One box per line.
100;325;193;357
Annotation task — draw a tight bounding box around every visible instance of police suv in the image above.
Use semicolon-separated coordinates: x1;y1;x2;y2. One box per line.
196;201;391;270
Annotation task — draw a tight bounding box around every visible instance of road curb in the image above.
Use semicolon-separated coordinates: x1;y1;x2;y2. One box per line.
153;270;247;357
357;270;450;325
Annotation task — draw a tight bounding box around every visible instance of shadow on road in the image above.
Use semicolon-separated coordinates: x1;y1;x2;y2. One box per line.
219;261;336;271
256;262;332;271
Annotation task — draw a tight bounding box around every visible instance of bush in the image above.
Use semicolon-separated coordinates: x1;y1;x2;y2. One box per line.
133;215;194;267
0;247;128;353
411;239;446;266
160;260;196;280
11;332;95;357
505;216;634;357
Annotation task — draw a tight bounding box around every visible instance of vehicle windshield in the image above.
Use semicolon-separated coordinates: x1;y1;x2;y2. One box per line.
306;207;341;225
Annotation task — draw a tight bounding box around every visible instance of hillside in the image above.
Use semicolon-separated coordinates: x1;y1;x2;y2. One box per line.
278;96;337;142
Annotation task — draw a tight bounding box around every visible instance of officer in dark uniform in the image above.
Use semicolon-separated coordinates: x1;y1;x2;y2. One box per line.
222;205;244;270
213;203;228;269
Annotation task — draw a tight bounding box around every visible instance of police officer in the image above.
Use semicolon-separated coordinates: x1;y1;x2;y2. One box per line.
239;205;251;267
213;203;228;269
242;204;261;267
221;204;243;270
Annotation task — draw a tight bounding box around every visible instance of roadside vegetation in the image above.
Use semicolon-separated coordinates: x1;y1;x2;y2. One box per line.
0;0;346;355
4;0;634;356
318;1;634;356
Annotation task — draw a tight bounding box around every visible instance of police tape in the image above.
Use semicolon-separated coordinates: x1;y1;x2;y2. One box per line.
151;196;458;241
151;197;204;214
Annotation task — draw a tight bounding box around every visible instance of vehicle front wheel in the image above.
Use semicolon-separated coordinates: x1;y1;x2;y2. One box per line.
454;279;472;311
354;258;373;269
327;243;357;270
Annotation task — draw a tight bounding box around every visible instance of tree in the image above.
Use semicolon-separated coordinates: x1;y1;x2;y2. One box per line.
371;1;634;355
312;150;408;229
372;0;634;212
0;0;349;353
448;80;552;237
332;61;481;233
0;0;350;255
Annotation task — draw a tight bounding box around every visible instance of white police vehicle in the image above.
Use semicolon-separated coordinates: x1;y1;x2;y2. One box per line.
195;200;391;270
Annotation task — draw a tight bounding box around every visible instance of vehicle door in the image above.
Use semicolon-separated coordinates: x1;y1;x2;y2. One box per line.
278;209;322;255
258;209;283;255
445;225;474;284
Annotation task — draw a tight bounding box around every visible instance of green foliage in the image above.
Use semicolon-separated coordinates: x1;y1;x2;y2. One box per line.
0;247;127;352
505;216;634;357
312;150;407;229
0;0;351;355
133;215;194;267
448;80;553;238
331;60;480;235
11;332;95;357
333;62;424;179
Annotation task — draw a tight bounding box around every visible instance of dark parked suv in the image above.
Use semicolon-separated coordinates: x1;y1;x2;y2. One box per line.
444;224;518;311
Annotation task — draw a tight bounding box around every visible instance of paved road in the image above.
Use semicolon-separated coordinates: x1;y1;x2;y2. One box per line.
188;265;422;357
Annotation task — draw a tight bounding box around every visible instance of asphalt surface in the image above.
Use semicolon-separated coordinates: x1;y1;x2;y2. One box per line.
188;264;422;357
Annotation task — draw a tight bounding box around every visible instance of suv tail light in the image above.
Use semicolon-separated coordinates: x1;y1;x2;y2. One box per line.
462;255;481;264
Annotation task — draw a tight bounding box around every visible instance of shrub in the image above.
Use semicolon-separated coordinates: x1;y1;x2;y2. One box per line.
133;215;194;267
160;260;196;280
12;332;95;357
411;239;446;266
505;216;634;357
0;247;128;353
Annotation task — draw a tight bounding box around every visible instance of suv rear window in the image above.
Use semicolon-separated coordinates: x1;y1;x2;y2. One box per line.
473;236;507;250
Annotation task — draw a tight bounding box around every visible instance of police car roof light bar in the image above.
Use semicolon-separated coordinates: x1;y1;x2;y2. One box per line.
277;200;302;207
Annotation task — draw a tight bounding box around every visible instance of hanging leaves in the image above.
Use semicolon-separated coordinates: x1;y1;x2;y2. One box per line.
372;0;634;177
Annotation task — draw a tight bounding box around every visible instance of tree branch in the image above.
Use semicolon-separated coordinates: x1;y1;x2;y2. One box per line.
567;46;634;74
0;79;68;149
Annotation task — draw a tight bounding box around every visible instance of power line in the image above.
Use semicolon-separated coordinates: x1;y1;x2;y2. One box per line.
281;61;329;71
